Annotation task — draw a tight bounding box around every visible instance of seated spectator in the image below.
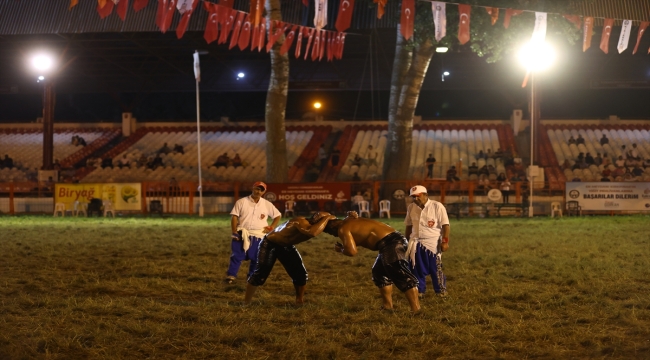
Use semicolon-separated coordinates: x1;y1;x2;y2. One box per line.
600;134;609;146
351;191;364;211
118;155;131;169
486;149;493;159
478;165;489;176
232;153;243;168
446;166;460;182
352;172;361;181
477;174;490;194
330;149;341;167
576;134;585;145
102;157;114;169
137;154;148;168
585;152;594;165
630;144;640;161
158;142;171;155
602;168;612;178
600;176;611;182
562;159;572;170
1;154;14;169
53;159;62;170
468;162;479;177
77;136;87;146
476;150;486;159
496;172;507;182
487;164;497;177
644;158;650;169
621;145;628;159
625;157;637;168
71;135;79;146
612;166;625;178
213;153;230;168
593;153;603;166
602;153;611;167
494;148;504;159
615;156;625;168
173;144;184;154
568;136;576;145
351;154;362;167
632;166;644;177
572;177;582;182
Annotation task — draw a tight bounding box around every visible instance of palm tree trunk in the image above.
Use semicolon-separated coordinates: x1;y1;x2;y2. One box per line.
264;0;289;183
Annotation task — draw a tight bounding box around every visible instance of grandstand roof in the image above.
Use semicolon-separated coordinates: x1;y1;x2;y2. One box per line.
0;0;649;122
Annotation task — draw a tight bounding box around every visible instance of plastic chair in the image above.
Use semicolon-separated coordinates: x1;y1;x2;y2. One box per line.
53;203;66;217
358;201;370;218
284;201;296;218
103;200;115;218
74;201;88;217
550;201;562;218
566;201;582;216
378;200;391;218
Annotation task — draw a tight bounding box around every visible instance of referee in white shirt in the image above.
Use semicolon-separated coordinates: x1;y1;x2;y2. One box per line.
404;185;450;297
226;181;281;284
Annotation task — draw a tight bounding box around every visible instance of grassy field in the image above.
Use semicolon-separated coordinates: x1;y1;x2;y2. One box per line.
1;215;649;359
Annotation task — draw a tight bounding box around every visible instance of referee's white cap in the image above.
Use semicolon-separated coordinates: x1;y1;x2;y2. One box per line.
409;185;427;196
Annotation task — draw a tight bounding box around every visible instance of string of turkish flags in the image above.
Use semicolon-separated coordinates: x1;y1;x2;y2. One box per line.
82;0;348;61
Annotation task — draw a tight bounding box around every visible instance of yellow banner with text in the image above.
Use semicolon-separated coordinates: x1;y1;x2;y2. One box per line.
55;183;141;211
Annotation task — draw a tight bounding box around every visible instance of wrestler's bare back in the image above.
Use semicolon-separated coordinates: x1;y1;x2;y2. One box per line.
337;216;394;250
265;213;335;247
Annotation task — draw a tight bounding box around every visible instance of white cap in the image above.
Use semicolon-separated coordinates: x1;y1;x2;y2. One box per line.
409;185;427;196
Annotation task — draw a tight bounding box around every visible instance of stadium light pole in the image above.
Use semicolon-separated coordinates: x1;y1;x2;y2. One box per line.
518;41;555;217
193;50;208;217
31;53;57;170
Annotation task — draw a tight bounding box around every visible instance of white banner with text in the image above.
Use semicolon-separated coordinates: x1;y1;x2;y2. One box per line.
566;182;650;211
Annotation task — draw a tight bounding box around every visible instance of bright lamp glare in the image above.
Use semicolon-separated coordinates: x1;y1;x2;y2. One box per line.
436;47;449;53
38;76;45;81
237;72;245;78
32;54;54;73
518;41;556;72
313;102;322;109
443;71;450;76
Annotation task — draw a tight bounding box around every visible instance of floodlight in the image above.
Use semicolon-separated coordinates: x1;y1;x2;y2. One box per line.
518;41;556;72
313;102;322;109
436;47;449;53
237;72;245;79
443;71;450;76
31;54;55;74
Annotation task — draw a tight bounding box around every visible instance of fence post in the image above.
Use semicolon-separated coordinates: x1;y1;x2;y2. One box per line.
9;183;15;215
141;182;147;214
188;182;194;215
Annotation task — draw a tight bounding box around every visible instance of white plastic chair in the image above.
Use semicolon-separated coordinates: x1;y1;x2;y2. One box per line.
53;203;66;217
284;201;296;218
103;200;115;218
379;200;391;218
74;201;88;217
358;201;370;218
550;201;562;218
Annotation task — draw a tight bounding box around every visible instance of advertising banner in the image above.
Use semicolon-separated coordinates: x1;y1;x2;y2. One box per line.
263;183;351;204
54;183;142;211
566;182;650;211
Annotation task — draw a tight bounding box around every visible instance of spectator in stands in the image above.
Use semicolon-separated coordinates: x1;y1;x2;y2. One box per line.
476;150;486;159
568;136;576;145
158;142;171;155
53;159;62;170
500;178;511;203
468;162;479;177
232;153;243;168
351;191;365;211
496;172;507;182
318;145;328;170
477;174;490;194
426;154;436;179
585;152;595;165
102;157;114;169
173;144;184;154
363;188;372;204
486;149;493;159
446;166;460;182
478;165;489;177
214;153;230;168
594;153;603;166
644;158;650;169
600;175;611;182
351;154;362;167
71;135;79;146
602;168;612;178
330;148;341;167
118;155;131;169
487;164;497;177
137;154;148;168
621;145;628;159
352;172;361;181
78;136;87;146
510;173;522;182
602;153;611;167
562;159;572;170
149;154;163;170
615;155;625;168
612;166;625;178
630;144;640;161
571;177;582;182
494;148;504;160
625;156;637;168
366;145;378;167
600;134;609;146
632;165;644;178
576;134;585;145
1;154;14;169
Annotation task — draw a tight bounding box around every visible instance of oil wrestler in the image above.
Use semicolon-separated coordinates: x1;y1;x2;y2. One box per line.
324;212;421;312
244;212;338;305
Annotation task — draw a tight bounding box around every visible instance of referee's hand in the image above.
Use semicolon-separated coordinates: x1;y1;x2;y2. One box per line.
232;232;242;240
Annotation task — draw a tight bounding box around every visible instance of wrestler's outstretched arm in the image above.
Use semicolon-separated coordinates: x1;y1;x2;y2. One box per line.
334;229;358;257
296;214;337;237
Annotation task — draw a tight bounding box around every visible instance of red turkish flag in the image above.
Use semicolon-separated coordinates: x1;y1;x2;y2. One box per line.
217;8;238;44
219;0;234;7
117;0;129;20
304;28;316;60
373;0;387;19
203;3;218;44
582;16;594;52
280;25;297;55
267;21;286;52
295;26;306;58
229;11;245;49
156;0;166;28
633;21;649;54
600;18;614;54
562;14;581;29
332;32;341;60
256;21;266;52
176;0;198;39
97;0;114;18
400;0;415;40
335;0;354;33
458;4;471;45
319;31;326;61
251;25;260;51
160;0;176;33
327;31;333;61
503;9;522;29
311;30;321;61
337;33;346;59
250;0;263;27
485;7;498;25
238;14;253;51
133;0;148;11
